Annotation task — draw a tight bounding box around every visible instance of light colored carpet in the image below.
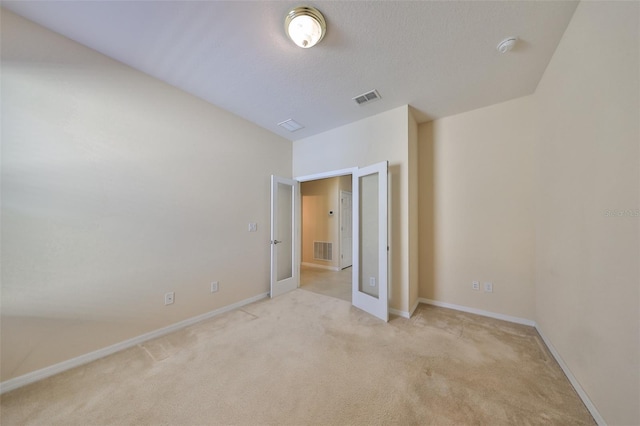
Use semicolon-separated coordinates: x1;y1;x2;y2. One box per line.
0;289;594;425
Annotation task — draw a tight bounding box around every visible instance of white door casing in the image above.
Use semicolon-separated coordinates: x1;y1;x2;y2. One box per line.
340;190;353;269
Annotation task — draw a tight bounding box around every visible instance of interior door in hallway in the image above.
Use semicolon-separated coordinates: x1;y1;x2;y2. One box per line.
340;190;353;269
270;175;299;298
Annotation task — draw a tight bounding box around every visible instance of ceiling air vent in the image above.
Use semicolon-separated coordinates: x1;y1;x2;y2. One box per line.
353;89;381;105
278;119;304;132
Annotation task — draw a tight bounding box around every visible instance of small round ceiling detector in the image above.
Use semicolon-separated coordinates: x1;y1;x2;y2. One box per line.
285;6;327;48
497;37;518;54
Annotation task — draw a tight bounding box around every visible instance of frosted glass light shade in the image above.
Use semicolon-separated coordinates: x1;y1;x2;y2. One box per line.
285;7;326;49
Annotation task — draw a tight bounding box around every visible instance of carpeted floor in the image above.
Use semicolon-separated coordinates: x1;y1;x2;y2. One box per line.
0;289;594;425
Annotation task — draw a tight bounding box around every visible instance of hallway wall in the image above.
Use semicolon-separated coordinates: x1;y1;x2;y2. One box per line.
301;178;341;270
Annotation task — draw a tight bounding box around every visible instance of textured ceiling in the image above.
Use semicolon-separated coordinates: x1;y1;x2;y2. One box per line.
2;1;578;141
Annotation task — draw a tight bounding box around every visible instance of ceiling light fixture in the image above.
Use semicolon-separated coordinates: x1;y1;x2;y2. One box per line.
285;6;326;48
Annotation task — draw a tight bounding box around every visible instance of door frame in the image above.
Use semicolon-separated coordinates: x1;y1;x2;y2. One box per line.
297;169;356;282
296;166;388;321
339;190;353;269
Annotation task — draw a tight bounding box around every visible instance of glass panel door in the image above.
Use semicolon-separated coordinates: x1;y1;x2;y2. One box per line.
277;182;293;281
270;176;299;297
352;162;388;321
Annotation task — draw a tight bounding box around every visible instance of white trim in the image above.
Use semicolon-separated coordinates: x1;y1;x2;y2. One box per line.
388;301;419;320
301;262;340;272
535;325;606;426
389;307;410;319
417;298;605;425
295;167;357;183
418;298;535;327
409;299;420;317
338;190;353;270
0;292;269;394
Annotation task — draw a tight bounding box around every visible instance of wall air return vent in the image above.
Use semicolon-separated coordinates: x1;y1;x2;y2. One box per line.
353;89;381;105
313;241;333;261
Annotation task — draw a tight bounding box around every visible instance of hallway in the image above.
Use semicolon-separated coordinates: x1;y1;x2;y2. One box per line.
300;265;351;302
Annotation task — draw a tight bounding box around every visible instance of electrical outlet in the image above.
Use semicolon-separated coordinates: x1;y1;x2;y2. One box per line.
248;223;257;232
211;281;219;293
164;292;175;305
369;277;376;287
484;282;493;293
472;280;480;290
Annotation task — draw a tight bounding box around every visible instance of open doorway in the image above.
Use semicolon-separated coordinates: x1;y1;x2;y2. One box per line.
300;175;352;302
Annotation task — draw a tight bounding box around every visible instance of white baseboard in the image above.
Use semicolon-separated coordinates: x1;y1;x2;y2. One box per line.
1;293;607;426
418;298;536;327
0;292;269;394
409;299;420;317
390;299;420;319
534;325;606;426
389;299;420;319
389;307;410;319
301;262;340;272
416;298;605;425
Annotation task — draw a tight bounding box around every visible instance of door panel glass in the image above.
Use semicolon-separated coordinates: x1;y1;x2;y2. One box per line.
277;182;293;281
358;173;379;298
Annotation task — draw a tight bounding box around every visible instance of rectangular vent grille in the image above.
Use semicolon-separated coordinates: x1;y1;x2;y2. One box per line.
313;241;333;261
353;89;381;105
277;118;304;132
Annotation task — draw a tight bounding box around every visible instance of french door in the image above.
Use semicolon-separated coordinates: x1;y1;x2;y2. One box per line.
269;176;298;298
351;162;388;321
271;162;388;321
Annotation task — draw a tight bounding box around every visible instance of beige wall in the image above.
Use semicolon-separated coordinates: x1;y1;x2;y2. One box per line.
1;11;291;382
293;105;411;313
534;2;639;424
418;2;639;423
301;178;340;269
418;95;537;320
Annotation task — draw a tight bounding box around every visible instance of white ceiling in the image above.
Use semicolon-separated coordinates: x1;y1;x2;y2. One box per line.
2;1;578;141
